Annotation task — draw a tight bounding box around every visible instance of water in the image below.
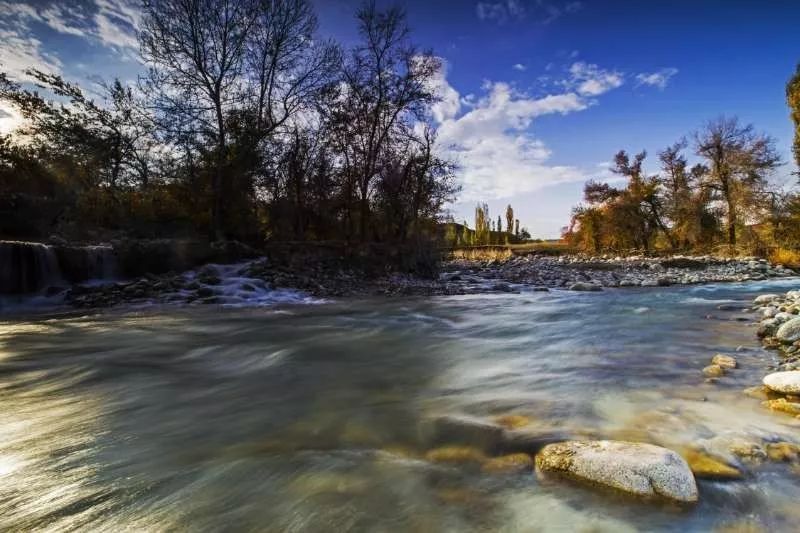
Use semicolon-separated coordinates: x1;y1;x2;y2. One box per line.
2;280;800;531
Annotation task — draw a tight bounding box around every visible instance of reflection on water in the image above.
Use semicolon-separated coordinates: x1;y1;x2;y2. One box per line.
2;279;800;531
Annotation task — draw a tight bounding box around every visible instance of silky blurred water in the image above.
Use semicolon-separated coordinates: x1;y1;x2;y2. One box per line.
2;279;800;532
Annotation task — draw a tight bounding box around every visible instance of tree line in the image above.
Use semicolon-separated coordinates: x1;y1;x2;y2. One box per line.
564;110;800;258
0;0;459;246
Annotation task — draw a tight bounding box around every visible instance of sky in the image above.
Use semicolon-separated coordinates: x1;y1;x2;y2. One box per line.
1;0;799;237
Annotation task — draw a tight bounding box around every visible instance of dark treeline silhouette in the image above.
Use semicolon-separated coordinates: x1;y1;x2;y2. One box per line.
0;0;459;249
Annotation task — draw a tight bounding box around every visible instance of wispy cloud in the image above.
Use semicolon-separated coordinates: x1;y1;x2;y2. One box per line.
476;0;582;25
512;63;527;71
635;68;679;89
0;0;140;80
568;61;624;96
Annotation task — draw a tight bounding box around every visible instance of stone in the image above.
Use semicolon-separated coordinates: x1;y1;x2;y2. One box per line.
754;294;781;305
757;319;778;338
765;442;800;462
499;428;572;455
481;453;534;474
763;371;800;395
682;449;743;480
425;446;487;464
703;364;725;378
568;282;602;291
762;398;800;416
711;354;737;369
492;414;532;430
534;440;698;503
776;317;800;343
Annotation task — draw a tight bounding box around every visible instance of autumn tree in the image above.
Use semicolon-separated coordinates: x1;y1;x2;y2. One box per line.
694;117;781;249
788;63;800;172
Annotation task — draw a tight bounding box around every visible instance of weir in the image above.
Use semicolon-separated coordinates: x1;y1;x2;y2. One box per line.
0;241;117;294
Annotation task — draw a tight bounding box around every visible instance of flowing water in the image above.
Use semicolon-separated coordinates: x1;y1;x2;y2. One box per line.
2;280;800;532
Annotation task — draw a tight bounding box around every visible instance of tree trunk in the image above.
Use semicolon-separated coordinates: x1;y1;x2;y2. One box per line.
727;198;737;249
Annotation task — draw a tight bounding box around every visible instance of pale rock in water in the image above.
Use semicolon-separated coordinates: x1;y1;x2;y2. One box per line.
763;371;800;395
776;317;800;343
754;294;781;305
711;354;737;369
535;440;698;503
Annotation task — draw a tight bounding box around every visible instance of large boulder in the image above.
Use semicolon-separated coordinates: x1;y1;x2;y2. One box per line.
776;317;800;344
535;440;698;503
754;294;781;305
763;371;800;395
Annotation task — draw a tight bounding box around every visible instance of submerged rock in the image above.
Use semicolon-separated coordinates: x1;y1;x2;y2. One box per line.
703;364;725;378
425;445;486;464
534;440;698;503
763;371;800;395
492;414;533;430
568;282;602;292
682;449;743;480
712;354;738;369
762;398;800;416
481;453;534;474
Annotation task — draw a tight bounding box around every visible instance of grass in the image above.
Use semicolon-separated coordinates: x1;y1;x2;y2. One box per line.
447;241;576;261
769;247;800;268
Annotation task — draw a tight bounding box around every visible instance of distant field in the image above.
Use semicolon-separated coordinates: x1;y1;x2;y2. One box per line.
447;241;576;260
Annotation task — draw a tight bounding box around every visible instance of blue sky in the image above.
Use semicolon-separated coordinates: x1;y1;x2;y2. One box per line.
1;0;799;237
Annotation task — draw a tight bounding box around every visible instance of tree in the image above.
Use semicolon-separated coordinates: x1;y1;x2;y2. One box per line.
514;218;519;237
505;204;513;233
328;1;440;240
788;63;800;172
141;0;254;239
695;117;781;248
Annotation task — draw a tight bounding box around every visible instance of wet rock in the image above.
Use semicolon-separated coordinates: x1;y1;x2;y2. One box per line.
492;414;532;430
568;282;602;292
765;442;800;462
776;317;800;343
682;449;743;480
481;453;534;474
763;371;800;395
535;440;698;503
712;354;737;369
703;364;725;378
762;398;800;416
425;446;486;464
757;319;778;338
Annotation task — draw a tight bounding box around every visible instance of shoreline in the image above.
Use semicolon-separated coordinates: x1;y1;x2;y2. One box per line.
2;253;793;311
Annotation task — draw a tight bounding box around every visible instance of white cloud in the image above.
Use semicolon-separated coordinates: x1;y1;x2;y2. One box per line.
476;0;581;25
512;63;527;71
568;62;623;96
476;0;525;23
433;68;625;200
0;28;63;80
0;104;23;135
635;68;678;89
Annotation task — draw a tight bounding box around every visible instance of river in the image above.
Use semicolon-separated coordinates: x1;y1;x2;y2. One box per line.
1;279;799;531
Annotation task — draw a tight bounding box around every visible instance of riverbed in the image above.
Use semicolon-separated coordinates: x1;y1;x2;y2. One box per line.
2;279;800;531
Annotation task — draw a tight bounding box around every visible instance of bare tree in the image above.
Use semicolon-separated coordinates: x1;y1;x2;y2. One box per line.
328;1;440;240
141;0;254;239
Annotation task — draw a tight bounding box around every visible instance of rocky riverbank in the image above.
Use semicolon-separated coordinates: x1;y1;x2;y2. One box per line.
55;253;798;309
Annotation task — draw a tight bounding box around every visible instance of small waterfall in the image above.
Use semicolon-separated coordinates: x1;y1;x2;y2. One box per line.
0;241;62;294
86;245;118;280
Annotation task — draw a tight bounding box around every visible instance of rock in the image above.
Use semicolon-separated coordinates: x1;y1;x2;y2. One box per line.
703;364;725;378
765;442;800;462
754;294;781;305
568;282;602;292
757;319;778;338
482;453;534;474
492;414;532;430
534;440;698;503
425;446;486;464
763;371;800;395
682;449;743;480
776;317;800;343
762;398;800;416
419;415;505;452
711;354;737;369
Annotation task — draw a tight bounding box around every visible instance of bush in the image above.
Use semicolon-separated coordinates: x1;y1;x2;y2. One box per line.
769;247;800;268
